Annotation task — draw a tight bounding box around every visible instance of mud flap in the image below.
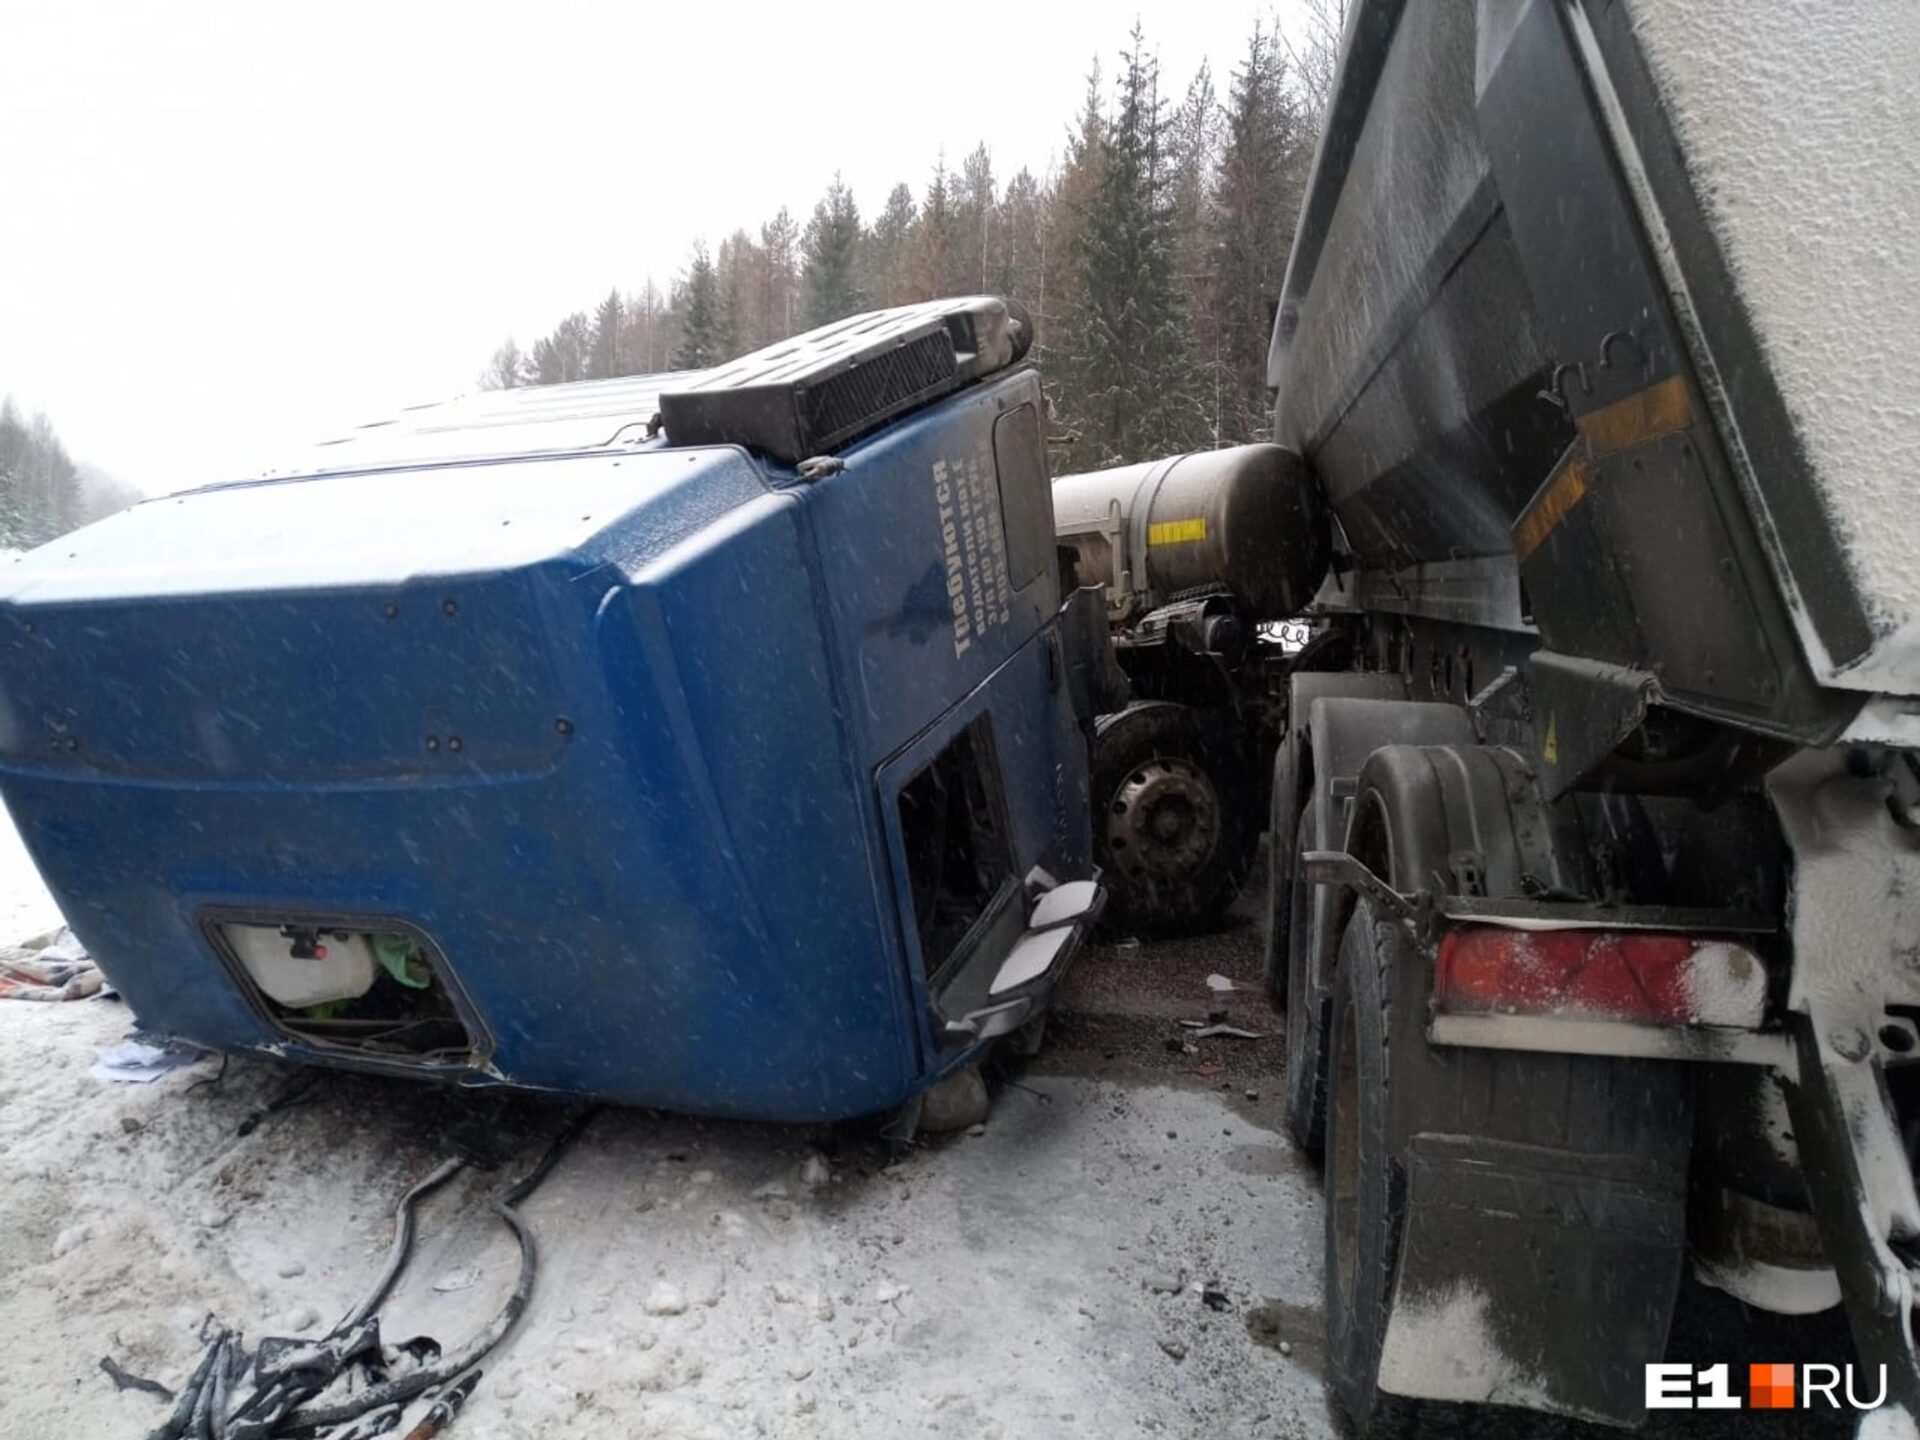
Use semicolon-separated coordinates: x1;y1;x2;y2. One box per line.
1378;1132;1687;1425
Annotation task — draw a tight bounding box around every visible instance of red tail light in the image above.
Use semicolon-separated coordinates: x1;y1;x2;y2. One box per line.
1434;926;1766;1028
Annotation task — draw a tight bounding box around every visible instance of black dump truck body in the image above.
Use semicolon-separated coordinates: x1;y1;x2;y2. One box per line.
1252;0;1920;1431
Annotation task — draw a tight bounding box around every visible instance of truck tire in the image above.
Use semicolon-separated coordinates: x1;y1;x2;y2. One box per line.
1282;798;1328;1155
1091;701;1253;936
1323;897;1418;1436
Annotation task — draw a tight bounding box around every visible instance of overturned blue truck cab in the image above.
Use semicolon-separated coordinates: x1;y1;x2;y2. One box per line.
0;297;1106;1122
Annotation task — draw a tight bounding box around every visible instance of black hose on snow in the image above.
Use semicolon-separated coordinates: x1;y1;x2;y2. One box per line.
142;1107;595;1440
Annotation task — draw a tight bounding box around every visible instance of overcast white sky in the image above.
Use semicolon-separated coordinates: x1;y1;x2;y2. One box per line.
0;1;1299;495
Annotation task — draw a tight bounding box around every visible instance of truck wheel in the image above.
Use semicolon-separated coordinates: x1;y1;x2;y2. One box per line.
1323;897;1420;1436
1283;798;1328;1155
1091;702;1252;936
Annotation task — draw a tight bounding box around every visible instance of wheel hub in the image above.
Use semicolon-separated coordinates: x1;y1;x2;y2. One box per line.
1105;757;1222;885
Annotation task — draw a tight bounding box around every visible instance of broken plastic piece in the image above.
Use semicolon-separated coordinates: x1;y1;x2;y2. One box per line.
1177;1022;1268;1040
989;927;1072;996
373;933;432;990
1030;880;1101;930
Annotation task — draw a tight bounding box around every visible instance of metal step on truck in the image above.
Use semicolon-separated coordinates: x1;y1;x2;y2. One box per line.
1124;0;1920;1433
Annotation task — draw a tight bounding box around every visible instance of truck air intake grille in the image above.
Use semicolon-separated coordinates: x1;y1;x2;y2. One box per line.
800;332;955;446
656;296;1029;465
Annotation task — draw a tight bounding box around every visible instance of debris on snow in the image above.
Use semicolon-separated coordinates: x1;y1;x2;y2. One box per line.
917;1063;990;1133
1178;1022;1267;1040
0;927;101;1002
431;1266;481;1294
90;1039;201;1085
274;1303;319;1334
643;1281;689;1316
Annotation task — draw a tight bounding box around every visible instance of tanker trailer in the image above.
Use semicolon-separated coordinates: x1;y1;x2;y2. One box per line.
0;296;1108;1128
1249;0;1920;1432
1052;446;1325;934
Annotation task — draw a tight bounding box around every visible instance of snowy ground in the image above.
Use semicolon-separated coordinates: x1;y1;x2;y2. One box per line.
0;993;1334;1438
0;796;62;943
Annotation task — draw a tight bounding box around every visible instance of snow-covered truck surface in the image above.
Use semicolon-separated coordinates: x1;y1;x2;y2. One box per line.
1253;0;1920;1432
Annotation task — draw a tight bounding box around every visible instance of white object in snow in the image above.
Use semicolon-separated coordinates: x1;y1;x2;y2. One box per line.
90;1040;197;1084
37;929;88;965
1205;973;1236;993
643;1281;689;1317
226;925;376;1008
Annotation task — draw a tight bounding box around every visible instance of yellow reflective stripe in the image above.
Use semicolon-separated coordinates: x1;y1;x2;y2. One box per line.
1576;374;1695;458
1513;455;1591;562
1513;375;1695;560
1147;517;1207;545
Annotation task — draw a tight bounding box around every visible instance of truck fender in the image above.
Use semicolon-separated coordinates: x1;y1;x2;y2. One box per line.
1264;672;1410;1002
1302;699;1475;994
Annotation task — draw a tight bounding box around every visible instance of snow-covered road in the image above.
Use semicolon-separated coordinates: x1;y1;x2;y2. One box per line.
0;797;61;944
0;996;1335;1438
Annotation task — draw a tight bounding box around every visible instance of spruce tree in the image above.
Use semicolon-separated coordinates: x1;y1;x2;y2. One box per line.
913;158;959;301
1044;62;1109;440
758;209;801;341
995;168;1047;306
801;175;864;327
1074;27;1207;463
622;279;670;373
0;399;28;550
863;183;918;308
673;245;723;370
1169;63;1223;441
1214;19;1305;443
716;231;754;359
588;289;624;379
532;312;591;385
953;144;997;295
